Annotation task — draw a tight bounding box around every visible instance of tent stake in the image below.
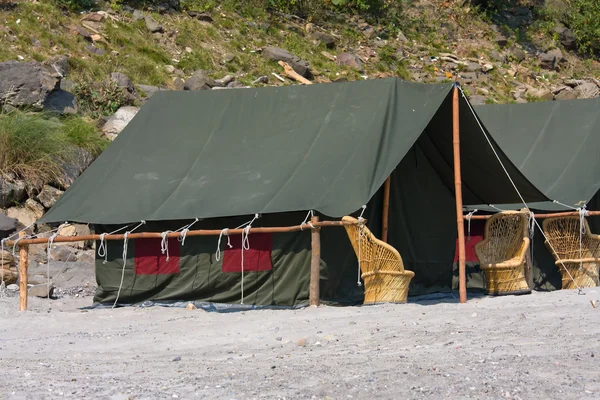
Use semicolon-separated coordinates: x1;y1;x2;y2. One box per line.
18;231;29;311
381;176;391;242
309;215;321;307
453;85;467;304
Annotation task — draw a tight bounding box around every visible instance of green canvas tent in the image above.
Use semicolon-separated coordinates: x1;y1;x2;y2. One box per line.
458;98;600;291
40;78;551;307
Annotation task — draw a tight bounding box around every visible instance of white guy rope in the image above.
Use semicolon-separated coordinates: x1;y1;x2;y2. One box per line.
47;232;59;300
112;221;146;308
97;224;132;264
460;87;583;293
356;205;367;287
300;210;315;230
215;228;232;262
465;209;478;241
178;218;200;246
160;231;173;261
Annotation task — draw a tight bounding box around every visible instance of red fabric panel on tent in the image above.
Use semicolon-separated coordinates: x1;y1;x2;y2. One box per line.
454;220;485;263
222;233;273;273
134;238;180;274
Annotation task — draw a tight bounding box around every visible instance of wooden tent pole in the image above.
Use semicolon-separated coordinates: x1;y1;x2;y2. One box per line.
453;85;467;304
309;215;321;307
381;176;391;242
18;231;29;311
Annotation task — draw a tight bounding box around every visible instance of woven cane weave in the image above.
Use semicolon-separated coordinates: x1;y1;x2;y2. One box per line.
475;211;531;295
342;216;415;304
542;216;600;289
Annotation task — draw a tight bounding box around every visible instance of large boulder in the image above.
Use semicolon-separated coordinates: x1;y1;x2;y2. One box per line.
262;47;312;79
308;31;336;49
184;70;216;90
57;223;92;249
0;61;59;110
53;147;95;190
43;89;78;115
336;53;364;72
540;49;565;71
0;213;17;240
6;199;44;228
102;106;139;141
37;185;64;209
145;16;163;33
0;180;26;208
575;81;599;99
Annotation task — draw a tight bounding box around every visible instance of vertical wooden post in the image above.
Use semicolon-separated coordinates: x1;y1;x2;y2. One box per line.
18;231;29;311
453;85;467;304
309;215;320;307
381;176;391;243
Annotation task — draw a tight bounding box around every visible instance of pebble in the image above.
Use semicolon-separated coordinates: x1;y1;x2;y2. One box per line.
6;284;18;291
172;356;181;362
297;338;307;347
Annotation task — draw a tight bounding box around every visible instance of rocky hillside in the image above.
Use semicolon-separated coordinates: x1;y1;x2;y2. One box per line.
1;0;599;241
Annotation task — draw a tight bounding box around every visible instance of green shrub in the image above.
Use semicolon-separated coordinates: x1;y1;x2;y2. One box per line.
54;0;96;11
73;80;132;119
564;0;600;55
0;112;106;185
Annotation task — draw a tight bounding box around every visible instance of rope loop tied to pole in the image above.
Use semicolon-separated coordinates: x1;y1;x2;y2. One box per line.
215;228;232;262
300;210;315;230
160;231;173;261
465;209;478;241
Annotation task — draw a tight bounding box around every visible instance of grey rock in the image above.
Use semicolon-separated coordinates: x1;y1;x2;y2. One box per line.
43;89;78;115
396;30;408;43
76;26;92;41
309;31;336;49
37;185;64;209
495;35;508;48
466;62;482;72
262;47;312;79
215;75;234;87
286;24;304;37
336;53;363;72
223;53;235;63
554;88;578;101
0;213;17;239
137;84;161;99
468;95;487;106
0;180;26;208
252;76;269;85
554;25;576;51
28;283;54;298
54;147;94;190
173;78;185;91
362;26;376;39
49;245;75;262
86;45;106;56
459;72;480;83
132;10;144;21
6;284;18;291
526;88;553;101
44;55;69;78
0;61;59;110
102;106;139;141
110;72;135;94
184;70;216;90
227;81;246;88
489;50;506;63
508;47;526;62
144;16;163;33
164;64;176;74
6;199;43;228
540;49;564;71
575;81;599;99
187;11;213;22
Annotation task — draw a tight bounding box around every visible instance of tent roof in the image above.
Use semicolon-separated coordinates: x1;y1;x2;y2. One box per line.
41;78;546;225
473;97;600;211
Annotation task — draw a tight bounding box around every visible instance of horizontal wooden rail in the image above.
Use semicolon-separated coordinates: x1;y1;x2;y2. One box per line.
6;220;361;247
467;210;600;220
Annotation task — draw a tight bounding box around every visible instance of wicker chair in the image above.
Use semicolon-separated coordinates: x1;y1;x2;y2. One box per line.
342;216;415;304
474;211;531;295
542;216;600;289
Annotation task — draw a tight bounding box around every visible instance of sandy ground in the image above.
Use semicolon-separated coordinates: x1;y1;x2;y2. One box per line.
0;276;599;400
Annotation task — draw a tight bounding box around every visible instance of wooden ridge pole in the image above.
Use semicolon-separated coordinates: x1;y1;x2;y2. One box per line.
453;85;467;304
18;231;29;311
381;176;391;243
6;220;360;247
309;215;321;307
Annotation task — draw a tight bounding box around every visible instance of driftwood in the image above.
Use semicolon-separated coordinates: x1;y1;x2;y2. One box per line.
278;61;312;85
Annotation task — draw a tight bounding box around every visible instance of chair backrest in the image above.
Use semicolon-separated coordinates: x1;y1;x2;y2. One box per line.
542;216;599;260
342;216;405;273
483;211;528;261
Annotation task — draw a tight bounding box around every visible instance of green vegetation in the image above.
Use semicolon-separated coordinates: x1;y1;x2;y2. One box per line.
0;112;107;185
563;0;600;56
